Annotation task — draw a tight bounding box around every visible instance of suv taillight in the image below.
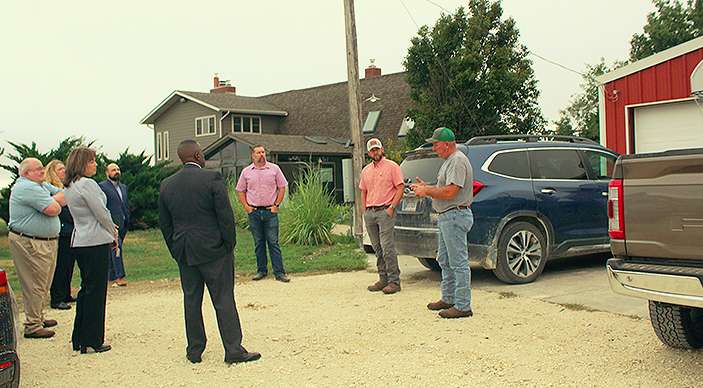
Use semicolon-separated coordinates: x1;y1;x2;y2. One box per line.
472;180;485;196
608;179;625;239
0;270;7;294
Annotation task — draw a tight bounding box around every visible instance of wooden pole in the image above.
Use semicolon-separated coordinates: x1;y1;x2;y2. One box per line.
343;0;365;240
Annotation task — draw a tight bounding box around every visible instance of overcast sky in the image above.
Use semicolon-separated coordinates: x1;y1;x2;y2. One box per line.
0;0;655;187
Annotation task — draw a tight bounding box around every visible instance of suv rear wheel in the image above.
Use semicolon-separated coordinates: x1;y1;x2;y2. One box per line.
493;221;547;284
417;258;441;272
648;301;703;349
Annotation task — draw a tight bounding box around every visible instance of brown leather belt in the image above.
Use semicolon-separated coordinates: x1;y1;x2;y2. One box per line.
366;205;390;211
439;205;470;214
9;229;58;241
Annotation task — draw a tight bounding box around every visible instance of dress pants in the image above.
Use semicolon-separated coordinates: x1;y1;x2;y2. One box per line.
108;235;126;281
72;244;110;349
177;253;246;360
50;236;76;305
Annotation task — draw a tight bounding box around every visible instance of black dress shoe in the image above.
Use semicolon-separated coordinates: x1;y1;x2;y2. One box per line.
275;274;290;283
65;296;77;303
225;352;261;364
252;272;267;281
187;354;202;363
51;302;71;310
80;344;112;354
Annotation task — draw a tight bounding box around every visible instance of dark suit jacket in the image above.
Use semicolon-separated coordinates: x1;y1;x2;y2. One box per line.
99;180;130;239
158;164;236;266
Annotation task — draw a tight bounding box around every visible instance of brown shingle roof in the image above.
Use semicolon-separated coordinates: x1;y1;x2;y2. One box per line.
178;91;287;116
203;133;352;159
260;72;411;143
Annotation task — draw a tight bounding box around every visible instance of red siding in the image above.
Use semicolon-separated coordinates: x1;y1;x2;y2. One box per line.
603;48;703;154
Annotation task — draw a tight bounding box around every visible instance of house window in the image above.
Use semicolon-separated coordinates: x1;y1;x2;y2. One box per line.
162;131;170;160
156;132;162;160
363;111;381;133
232;115;262;134
195;115;216;136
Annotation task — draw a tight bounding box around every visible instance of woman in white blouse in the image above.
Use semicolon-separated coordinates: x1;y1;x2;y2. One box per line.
64;147;117;354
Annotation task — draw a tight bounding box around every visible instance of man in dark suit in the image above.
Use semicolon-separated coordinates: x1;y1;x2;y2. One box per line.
158;140;260;365
99;163;130;287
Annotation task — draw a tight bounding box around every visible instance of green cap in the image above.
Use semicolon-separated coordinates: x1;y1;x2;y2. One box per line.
425;127;456;143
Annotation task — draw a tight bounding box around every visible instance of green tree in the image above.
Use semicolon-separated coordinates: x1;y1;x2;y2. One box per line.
403;0;546;147
630;0;703;61
0;138;175;228
552;60;616;141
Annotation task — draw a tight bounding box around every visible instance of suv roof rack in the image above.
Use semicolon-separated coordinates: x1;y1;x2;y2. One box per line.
465;135;599;145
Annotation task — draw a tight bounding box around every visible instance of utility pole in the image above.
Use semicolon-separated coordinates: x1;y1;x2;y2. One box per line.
343;0;365;241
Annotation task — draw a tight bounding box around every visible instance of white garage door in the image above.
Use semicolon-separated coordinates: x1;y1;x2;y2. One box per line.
634;99;703;153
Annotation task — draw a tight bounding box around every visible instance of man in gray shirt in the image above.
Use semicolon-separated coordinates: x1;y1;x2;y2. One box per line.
8;158;65;338
411;127;475;319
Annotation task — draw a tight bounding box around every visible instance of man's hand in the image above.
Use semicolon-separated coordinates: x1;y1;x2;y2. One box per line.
385;206;394;217
410;176;430;197
244;204;254;214
270;205;279;214
52;191;66;206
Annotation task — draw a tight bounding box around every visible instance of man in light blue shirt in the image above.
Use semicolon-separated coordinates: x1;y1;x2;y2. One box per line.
8;158;65;338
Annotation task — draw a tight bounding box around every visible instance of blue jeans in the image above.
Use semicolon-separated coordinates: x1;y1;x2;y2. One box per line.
248;209;285;276
436;208;474;311
108;236;126;281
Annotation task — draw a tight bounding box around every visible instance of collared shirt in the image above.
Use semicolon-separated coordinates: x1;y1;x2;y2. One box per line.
8;177;61;238
110;179;123;201
359;157;404;207
432;150;473;213
235;162;288;207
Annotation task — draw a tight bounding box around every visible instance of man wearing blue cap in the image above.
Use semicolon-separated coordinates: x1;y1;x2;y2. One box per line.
411;127;474;319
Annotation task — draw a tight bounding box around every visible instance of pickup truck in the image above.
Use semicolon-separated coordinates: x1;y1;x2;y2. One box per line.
606;148;703;349
0;268;19;388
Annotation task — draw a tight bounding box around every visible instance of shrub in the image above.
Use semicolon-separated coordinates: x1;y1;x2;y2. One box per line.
226;178;250;230
280;166;342;246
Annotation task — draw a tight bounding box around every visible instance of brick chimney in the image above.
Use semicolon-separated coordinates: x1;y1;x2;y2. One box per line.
210;73;236;94
364;59;381;79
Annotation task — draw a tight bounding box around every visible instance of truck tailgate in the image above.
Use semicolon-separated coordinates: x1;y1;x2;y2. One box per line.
620;150;703;260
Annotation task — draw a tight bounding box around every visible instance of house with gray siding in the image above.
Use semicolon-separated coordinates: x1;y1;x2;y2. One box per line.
140;64;413;202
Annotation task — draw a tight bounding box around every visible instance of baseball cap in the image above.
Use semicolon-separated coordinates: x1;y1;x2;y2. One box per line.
425;127;456;143
366;138;383;152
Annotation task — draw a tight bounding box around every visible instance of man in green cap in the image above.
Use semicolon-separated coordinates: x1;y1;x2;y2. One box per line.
411;127;474;319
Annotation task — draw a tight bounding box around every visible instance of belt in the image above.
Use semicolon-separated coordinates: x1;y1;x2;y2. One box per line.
252;205;274;210
9;229;58;241
366;205;389;211
438;205;470;214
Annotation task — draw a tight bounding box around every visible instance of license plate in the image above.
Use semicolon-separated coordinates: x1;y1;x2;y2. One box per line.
402;197;419;212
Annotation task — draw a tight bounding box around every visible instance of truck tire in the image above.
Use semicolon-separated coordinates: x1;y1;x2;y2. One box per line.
493;221;547;284
417;258;441;272
648;301;703;349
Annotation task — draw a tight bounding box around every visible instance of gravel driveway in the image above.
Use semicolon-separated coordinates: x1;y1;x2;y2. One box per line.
20;258;703;387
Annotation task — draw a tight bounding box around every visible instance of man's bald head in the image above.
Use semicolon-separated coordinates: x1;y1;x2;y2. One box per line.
19;158;44;183
177;140;204;167
106;163;121;181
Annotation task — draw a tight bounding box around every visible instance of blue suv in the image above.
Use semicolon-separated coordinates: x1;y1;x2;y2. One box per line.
394;135;618;284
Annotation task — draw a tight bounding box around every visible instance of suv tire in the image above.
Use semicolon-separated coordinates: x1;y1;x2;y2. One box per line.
648;301;703;349
493;221;547;284
417;258;441;272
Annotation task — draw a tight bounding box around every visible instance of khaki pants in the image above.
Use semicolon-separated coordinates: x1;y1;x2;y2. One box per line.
8;232;58;334
364;208;401;284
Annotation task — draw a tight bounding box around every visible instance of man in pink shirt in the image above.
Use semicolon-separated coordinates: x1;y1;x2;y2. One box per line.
359;138;405;294
236;145;290;282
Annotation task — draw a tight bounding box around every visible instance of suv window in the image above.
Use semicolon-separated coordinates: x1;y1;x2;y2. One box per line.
530;149;588;180
582;150;616;180
400;154;445;184
488;151;530;179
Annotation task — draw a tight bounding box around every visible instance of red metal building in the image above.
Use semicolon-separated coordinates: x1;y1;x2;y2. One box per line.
597;36;703;154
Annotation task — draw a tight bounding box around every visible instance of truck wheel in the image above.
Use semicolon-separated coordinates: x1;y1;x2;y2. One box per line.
493;221;547;284
418;258;441;272
648;301;703;349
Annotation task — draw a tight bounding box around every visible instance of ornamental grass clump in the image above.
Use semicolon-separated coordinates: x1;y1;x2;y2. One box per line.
227;178;250;230
281;167;341;246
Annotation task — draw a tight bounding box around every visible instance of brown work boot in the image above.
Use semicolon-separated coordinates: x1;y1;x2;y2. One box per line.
382;282;401;294
24;328;55;339
43;319;58;328
367;280;388;292
438;307;473;319
427;300;454;311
